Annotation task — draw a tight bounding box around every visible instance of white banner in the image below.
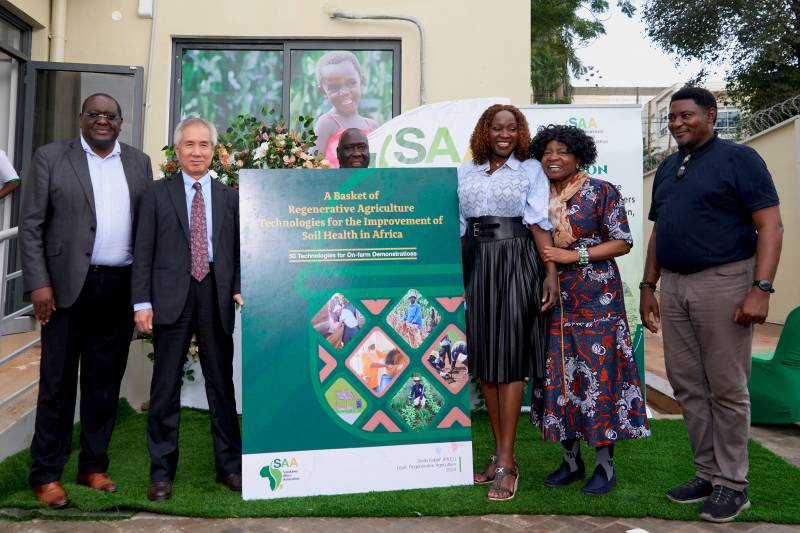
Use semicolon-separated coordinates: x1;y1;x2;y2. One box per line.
522;105;644;324
367;100;643;324
369;97;509;168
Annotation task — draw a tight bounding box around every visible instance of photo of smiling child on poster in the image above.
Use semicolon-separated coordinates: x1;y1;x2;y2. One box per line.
314;51;377;166
289;49;395;168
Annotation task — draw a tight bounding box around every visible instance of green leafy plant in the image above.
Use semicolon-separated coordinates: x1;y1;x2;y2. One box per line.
142;332;198;382
161;108;330;187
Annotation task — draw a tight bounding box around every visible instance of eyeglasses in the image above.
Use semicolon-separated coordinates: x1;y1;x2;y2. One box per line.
677;153;691;179
85;111;120;121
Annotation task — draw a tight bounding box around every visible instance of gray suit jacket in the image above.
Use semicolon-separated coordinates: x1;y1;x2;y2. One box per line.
20;138;153;308
131;173;241;335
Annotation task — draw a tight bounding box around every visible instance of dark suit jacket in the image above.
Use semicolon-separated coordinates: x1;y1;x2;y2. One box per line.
131;173;240;335
20;138;153;308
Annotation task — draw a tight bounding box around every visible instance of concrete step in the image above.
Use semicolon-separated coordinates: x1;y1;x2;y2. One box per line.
0;347;40;401
0;384;37;460
0;331;42;461
645;371;682;415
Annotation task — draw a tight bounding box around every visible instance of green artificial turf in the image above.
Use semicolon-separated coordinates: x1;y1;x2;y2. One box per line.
1;401;799;523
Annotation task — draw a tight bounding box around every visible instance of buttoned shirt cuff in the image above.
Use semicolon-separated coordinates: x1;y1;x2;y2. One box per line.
133;302;153;312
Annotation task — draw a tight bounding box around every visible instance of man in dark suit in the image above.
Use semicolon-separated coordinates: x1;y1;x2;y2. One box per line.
132;116;243;501
20;93;153;508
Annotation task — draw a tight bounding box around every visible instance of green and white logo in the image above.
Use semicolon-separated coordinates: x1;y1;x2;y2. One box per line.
260;464;283;491
260;457;299;491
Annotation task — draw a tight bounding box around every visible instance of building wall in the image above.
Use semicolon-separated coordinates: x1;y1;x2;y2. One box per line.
643;118;799;324
745;120;800;322
11;0;531;163
3;0;50;59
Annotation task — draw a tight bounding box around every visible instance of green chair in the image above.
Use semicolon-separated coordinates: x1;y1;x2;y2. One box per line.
749;306;800;424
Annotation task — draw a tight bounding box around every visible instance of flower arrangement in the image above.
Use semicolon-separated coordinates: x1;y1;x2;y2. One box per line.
160;108;330;187
146;109;330;385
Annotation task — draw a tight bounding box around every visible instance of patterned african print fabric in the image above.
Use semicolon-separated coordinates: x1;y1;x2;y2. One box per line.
531;177;650;447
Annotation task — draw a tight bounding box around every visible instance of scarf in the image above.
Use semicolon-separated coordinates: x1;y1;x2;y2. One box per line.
548;171;588;249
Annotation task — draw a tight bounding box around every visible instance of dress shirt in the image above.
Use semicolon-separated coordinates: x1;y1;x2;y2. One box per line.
457;153;552;236
81;136;131;266
0;149;20;184
134;171;214;312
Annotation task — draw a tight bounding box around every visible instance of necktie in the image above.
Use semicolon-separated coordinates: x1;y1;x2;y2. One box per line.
190;182;209;281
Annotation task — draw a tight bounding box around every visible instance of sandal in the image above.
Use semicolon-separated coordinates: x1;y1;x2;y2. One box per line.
488;465;519;501
473;454;498;484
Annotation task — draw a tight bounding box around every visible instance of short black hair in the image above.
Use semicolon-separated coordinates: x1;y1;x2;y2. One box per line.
670;86;717;111
528;124;597;166
81;93;123;117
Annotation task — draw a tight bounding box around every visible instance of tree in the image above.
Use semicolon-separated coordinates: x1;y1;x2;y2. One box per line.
643;0;800;113
531;0;635;103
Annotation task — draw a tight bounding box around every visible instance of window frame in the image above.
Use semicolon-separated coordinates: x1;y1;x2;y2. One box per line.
170;37;402;143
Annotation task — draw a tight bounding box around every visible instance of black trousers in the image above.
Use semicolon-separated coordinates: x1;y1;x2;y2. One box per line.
147;271;241;482
29;266;134;485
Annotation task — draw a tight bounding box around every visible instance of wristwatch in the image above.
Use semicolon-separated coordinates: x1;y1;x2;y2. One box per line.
639;281;658;290
753;280;775;293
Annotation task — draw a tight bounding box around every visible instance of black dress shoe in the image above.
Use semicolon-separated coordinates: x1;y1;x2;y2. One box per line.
581;464;617;496
216;473;242;492
147;480;172;501
544;458;585;487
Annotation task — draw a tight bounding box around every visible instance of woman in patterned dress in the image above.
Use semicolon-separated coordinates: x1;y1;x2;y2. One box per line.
529;125;649;496
459;105;558;500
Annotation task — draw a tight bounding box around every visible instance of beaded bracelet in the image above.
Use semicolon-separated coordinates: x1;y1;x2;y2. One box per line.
576;245;589;266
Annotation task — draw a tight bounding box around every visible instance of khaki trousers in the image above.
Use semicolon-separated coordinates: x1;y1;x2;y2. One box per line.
661;257;755;491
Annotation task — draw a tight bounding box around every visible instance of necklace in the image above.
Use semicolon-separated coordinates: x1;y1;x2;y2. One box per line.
488;158;507;174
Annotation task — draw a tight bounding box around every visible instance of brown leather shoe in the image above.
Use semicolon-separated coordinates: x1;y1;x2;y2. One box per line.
76;472;117;493
216;473;242;492
32;481;68;508
147;480;172;501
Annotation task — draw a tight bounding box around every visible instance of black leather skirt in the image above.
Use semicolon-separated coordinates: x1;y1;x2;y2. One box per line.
463;216;547;382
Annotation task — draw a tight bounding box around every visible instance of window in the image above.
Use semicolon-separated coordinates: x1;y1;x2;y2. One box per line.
658;107;668;136
715;108;741;137
172;39;401;156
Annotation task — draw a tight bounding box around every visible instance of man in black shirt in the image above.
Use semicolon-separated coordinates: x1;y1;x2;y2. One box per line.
640;87;783;523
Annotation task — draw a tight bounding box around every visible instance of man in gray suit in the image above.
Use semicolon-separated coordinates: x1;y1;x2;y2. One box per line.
20;93;153;508
132;116;243;501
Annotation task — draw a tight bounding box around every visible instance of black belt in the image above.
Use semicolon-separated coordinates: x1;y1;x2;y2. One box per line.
89;264;131;272
466;216;530;242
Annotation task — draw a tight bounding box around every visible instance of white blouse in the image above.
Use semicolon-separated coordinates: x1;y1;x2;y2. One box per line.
457;153;552;236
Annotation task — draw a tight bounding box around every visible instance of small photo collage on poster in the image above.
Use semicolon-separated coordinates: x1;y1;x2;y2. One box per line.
345;329;410;398
386;289;440;349
312;293;366;350
315;289;468;433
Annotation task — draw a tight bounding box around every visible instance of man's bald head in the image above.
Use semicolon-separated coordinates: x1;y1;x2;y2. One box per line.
336;128;369;168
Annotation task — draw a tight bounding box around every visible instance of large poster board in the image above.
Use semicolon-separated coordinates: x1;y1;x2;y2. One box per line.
239;168;472;500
